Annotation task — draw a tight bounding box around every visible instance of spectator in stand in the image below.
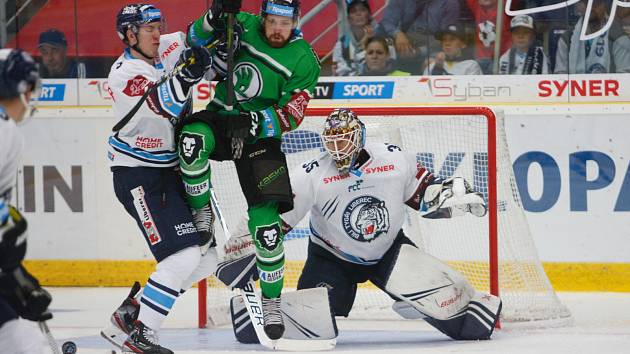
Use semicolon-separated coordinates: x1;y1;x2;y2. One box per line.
498;15;549;74
333;0;379;76
37;29;87;78
613;7;630;72
423;23;482;75
554;0;618;74
360;36;410;76
378;0;460;74
464;0;512;74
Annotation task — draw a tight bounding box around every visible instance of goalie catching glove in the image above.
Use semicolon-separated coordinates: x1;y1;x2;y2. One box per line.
422;177;487;219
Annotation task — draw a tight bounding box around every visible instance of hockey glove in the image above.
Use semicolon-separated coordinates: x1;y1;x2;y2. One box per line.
207;0;241;30
422;177;487;219
177;45;213;84
217;109;261;159
221;0;242;14
0;206;28;273
0;265;53;322
212;22;243;78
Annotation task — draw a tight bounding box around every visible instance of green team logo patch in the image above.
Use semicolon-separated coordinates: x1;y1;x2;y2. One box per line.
254;223;282;252
179;132;204;165
233;62;262;102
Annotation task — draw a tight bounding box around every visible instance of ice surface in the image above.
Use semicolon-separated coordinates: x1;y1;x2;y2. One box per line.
33;288;630;354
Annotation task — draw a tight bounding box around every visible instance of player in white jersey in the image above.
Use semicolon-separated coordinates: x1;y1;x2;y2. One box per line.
283;108;502;341
102;4;231;354
0;48;51;354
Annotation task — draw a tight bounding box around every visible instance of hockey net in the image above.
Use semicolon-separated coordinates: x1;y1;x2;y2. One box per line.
197;106;571;328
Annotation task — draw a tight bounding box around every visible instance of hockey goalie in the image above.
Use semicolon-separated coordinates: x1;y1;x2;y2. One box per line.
231;108;502;345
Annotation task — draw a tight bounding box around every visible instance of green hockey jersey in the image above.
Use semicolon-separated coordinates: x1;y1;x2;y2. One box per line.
188;12;321;139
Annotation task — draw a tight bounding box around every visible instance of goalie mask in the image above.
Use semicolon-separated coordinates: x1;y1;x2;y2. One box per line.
322;108;365;175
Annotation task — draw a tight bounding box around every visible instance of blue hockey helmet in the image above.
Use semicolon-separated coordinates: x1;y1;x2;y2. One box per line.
261;0;300;22
0;48;40;100
116;4;163;42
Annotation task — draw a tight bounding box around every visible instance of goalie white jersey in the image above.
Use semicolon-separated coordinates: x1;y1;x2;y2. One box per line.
107;32;190;168
282;142;433;265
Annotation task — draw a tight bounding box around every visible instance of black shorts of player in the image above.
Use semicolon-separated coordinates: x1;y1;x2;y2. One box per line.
183;110;294;214
112;166;200;262
297;229;413;317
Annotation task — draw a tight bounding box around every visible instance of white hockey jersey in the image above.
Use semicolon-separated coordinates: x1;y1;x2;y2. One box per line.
107;32;191;168
282;142;432;265
0;108;23;222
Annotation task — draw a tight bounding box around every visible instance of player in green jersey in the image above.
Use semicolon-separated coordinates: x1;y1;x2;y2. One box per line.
178;0;320;340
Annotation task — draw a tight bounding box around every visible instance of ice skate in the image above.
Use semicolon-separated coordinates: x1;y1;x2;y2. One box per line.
262;295;284;340
123;320;173;354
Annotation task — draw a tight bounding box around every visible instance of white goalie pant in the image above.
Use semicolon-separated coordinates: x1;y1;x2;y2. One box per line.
384;243;475;320
0;319;47;354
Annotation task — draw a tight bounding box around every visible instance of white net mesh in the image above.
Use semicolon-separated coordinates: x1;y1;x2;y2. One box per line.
200;107;571;327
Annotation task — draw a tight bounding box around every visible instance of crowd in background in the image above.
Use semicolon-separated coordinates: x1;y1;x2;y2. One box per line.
11;0;630;77
333;0;630;76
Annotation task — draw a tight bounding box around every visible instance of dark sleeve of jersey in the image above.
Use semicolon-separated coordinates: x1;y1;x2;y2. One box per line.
405;167;435;209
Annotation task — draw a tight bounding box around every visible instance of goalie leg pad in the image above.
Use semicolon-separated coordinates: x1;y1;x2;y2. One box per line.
215;252;257;289
296;242;359;317
234;139;293;214
425;291;501;340
378;241;475;321
458;292;502;340
230;288;337;344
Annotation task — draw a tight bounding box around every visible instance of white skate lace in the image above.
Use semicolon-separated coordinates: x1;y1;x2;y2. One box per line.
262;297;283;325
192;205;214;233
142;325;159;345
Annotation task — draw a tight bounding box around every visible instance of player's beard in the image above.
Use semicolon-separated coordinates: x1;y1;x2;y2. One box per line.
267;33;289;48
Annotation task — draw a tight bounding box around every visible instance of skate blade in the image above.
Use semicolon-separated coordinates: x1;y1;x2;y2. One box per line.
100;325;125;350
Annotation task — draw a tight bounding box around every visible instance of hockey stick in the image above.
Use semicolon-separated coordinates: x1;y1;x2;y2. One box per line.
111;39;220;132
207;187;273;350
208;187;335;351
39;320;62;354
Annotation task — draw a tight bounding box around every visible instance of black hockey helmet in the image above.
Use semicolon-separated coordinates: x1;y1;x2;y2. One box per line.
0;48;40;100
261;0;300;22
116;3;163;42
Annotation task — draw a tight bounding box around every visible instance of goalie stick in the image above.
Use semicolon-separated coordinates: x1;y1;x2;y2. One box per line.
208;187;335;351
111;39;220;132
